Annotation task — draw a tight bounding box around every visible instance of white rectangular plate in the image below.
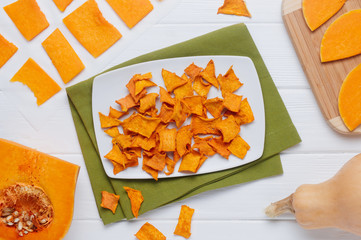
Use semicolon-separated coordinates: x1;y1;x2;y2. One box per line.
92;56;265;179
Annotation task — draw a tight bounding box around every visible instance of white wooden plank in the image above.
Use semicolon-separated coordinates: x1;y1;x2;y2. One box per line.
65;219;360;240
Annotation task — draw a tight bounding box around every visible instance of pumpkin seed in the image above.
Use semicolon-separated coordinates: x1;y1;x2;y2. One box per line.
14;218;19;223
26;221;33;228
7;222;14;226
40;218;48;224
13;211;19;217
19;231;23;237
6;215;13;222
24;230;28;235
17;221;23;231
24;213;29;221
1;207;14;217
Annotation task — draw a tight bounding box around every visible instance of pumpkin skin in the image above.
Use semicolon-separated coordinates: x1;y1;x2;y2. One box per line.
0;139;80;240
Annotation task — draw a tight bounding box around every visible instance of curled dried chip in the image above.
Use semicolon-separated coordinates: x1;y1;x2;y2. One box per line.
223;92;243;112
126;74;150;102
135;222;166;240
218;0;251;17
139;93;158;113
104;127;120;138
182;96;204;116
179;150;206;173
116;94;138;112
135;79;157;96
236;98;254;125
142;155;159;180
100;191;120;214
193;75;211;97
228;135;250;159
123;187;144;218
184;63;203;79
144;152;166;171
174;74;194;99
174;205;195;239
104;144;127;167
176;125;193;157
215;115;240;143
162;68;187;92
208;137;231;159
109;106;127;118
0;34;18;68
200;59;219;88
158;128;177;152
204;97;224;118
165;156;176;176
158;103;174;123
111;160;125;175
172;99;189;128
192;136;216;156
99;112;122;128
191;116;221;135
131;134;156;151
122;114;161;138
218;66;243;96
159;86;175;106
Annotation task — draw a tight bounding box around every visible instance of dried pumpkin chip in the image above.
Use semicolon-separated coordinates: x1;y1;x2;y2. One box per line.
63;0;122;58
200;59;219;88
104;127;120;138
235;98;254;125
42;28;85;84
174;205;195;239
0;34;18;68
135;222;166;240
126;74;152;102
176;125;193;157
109;106;127;119
10;58;61;106
172;99;189;128
145;152;166;171
159;86;175;106
162;69;187;92
122;114;161;138
99;112;122;128
53;0;73;12
193;75;211;97
158;128;177;152
228;135;250;159
135;79;157;96
139;93;158;113
174;74;194;99
223;92;243;112
184;63;203;79
4;0;49;41
182;96;204;116
100;191;120;214
208;137;231;159
218;66;243;96
106;0;153;29
111;160;125;175
191;116;221;135
131;134;156;151
158;103;174;123
218;0;251;17
192;136;216;156
179;150;206;173
113;134;133;149
116;94;138;112
165;156;176;175
142;156;159;180
104;144;126;167
204;97;224;118
215;115;240;143
123;187;144;218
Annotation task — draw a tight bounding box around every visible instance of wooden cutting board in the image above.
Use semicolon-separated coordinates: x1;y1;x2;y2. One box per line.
282;0;361;135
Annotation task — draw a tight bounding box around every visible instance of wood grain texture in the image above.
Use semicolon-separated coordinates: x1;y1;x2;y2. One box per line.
282;0;361;135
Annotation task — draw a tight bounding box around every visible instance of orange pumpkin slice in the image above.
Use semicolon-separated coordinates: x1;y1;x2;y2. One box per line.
0;34;18;68
63;0;122;58
339;63;361;131
4;0;49;41
53;0;73;12
302;0;345;31
42;29;85;84
321;10;361;62
10;58;61;106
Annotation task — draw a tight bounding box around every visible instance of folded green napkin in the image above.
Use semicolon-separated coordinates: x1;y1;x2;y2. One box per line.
66;23;301;225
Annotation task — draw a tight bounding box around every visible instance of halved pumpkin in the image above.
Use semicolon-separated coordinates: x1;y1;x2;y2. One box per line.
0;139;80;239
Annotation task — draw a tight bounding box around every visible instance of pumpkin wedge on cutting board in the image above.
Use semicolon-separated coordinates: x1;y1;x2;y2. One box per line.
0;139;80;239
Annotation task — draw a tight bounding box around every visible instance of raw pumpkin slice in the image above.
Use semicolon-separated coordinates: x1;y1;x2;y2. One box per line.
217;0;251;17
42;29;85;84
0;139;79;239
4;0;49;41
106;0;153;29
339;63;361;131
10;58;61;106
0;34;18;68
53;0;73;12
321;10;361;62
302;0;346;31
63;0;122;58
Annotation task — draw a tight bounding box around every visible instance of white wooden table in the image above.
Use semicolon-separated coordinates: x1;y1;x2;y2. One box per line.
2;0;361;239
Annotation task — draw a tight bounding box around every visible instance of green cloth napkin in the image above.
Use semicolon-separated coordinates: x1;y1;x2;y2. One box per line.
66;23;301;225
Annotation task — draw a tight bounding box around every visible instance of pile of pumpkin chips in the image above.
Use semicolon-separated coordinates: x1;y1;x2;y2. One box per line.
99;59;254;180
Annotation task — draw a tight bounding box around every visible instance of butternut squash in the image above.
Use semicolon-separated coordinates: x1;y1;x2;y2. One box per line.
0;139;80;239
338;63;361;131
321;9;361;62
302;0;345;31
265;154;361;236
